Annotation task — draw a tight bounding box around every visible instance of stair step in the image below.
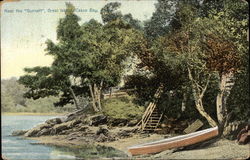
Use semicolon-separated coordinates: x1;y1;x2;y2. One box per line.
151;113;160;115
147;122;159;124
144;127;157;129
146;124;159;126
145;125;157;127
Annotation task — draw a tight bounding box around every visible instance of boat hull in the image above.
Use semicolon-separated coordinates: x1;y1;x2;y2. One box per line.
128;127;218;156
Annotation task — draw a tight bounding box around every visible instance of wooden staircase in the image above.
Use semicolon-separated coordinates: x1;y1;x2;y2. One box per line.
143;106;163;132
138;84;164;132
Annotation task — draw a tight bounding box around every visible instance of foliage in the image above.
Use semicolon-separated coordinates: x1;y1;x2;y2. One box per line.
1;78;74;113
102;96;144;120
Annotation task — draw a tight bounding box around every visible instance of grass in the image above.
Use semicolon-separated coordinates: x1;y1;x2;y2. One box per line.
102;96;144;121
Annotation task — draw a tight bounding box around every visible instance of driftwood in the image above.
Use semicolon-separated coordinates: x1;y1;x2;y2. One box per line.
184;119;204;134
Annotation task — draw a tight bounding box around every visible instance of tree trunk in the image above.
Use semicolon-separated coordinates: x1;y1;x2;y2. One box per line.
69;86;80;110
93;83;102;111
97;80;103;111
196;99;217;127
89;84;99;112
216;72;235;136
187;67;217;127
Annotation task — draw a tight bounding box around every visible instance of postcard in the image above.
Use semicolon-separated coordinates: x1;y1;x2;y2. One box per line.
1;0;249;159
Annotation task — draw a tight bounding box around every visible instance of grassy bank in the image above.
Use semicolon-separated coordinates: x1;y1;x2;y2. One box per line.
2;112;67;116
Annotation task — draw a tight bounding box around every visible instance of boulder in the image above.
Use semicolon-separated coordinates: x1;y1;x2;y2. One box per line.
45;117;63;125
37;128;51;136
12;130;27;136
117;130;131;138
69;119;82;127
65;109;86;122
25;126;41;137
78;126;89;132
90;115;107;126
96;126;109;136
237;124;250;145
108;118;128;127
127;120;138;127
24;123;52;137
53;123;70;134
96;133;108;142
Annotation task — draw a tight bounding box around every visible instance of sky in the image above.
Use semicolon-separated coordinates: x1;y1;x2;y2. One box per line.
1;0;157;79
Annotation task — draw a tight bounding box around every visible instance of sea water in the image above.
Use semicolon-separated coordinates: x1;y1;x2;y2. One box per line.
1;115;126;160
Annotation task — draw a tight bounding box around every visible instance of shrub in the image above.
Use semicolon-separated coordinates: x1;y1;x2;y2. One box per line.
102;96;144;121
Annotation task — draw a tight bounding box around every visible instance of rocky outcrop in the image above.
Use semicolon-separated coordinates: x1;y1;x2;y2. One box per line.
25;123;53;137
12;130;28;136
128;119;139;127
117;128;137;138
89;115;107;126
107;118;128;127
12;110;139;144
45;117;63;125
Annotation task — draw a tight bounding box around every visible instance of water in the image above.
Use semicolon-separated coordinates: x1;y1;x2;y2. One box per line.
2;115;127;160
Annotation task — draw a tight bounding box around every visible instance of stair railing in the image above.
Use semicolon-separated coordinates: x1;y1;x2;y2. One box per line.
139;84;164;131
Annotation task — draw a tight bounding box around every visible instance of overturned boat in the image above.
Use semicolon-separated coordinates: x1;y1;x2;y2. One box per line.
128;126;218;156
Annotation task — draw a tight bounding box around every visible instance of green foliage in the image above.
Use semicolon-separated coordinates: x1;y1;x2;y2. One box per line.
1;77;27;108
228;58;250;121
125;0;248;124
1;78;74;113
101;2;122;24
19;2;142;109
103;96;144;120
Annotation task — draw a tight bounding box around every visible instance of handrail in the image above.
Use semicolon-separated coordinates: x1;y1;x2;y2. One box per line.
138;84;164;131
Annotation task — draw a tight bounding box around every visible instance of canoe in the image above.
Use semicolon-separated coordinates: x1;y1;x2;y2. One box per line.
128;126;218;156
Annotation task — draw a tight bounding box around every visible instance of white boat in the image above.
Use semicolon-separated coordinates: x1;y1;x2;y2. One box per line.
128;126;218;156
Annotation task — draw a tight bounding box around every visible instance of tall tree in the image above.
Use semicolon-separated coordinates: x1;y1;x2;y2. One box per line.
19;3;138;112
151;0;248;135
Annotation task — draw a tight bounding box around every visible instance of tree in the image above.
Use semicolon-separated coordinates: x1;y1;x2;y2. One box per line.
19;3;138;112
151;0;248;135
100;2;122;24
197;1;248;135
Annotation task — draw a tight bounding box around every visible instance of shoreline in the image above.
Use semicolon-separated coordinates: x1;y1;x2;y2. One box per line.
2;112;67;116
27;133;166;155
26;134;250;159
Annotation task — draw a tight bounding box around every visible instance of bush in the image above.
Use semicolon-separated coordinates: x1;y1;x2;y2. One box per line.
102;96;144;121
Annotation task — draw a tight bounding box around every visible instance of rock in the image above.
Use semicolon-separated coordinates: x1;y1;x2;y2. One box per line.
70;119;82;127
127;120;138;127
37;123;53;130
117;129;131;138
107;134;117;142
53;123;70;134
68;137;76;141
108;118;128;127
37;128;51;136
65;109;86;122
237;124;250;145
25;126;41;137
59;130;71;135
96;126;109;136
90;115;107;126
12;130;27;136
78;126;89;132
24;123;52;137
96;133;108;142
45;117;63;125
224;121;248;140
